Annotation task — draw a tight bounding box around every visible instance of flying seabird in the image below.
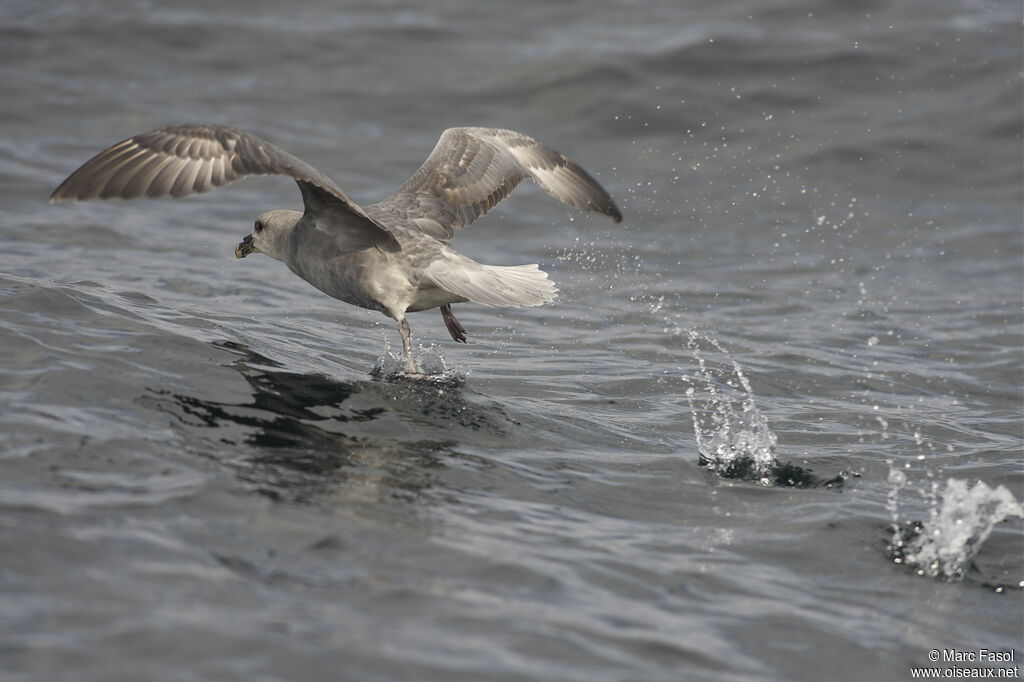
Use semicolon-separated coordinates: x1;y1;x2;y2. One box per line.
50;124;622;374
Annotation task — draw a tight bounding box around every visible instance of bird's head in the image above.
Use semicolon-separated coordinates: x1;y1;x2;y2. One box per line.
235;209;302;262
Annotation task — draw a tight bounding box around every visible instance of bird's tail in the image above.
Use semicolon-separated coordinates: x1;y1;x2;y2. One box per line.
427;262;557;308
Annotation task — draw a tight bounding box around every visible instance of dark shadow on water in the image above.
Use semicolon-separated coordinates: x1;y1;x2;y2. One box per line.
140;341;504;504
698;454;853;490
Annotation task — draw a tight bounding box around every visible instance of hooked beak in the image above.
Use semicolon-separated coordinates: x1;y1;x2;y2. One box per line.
234;234;255;259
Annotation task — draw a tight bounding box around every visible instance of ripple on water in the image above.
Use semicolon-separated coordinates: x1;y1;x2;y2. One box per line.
0;469;206;515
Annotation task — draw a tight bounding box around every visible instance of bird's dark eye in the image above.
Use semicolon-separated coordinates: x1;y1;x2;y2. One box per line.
254;220;264;234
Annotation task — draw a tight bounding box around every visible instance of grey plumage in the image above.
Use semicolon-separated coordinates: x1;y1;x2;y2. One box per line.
371;127;622;239
50;123;621;373
50;124;401;252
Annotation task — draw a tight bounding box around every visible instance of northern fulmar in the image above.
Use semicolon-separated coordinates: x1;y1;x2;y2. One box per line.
50;124;622;374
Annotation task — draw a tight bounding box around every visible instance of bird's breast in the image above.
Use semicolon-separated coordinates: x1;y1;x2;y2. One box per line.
285;244;427;320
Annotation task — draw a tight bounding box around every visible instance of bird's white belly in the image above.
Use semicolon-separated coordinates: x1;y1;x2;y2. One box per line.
286;246;459;318
406;284;467;312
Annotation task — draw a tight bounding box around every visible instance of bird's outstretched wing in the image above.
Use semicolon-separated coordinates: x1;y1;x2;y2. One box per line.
50;124;399;251
370;127;621;240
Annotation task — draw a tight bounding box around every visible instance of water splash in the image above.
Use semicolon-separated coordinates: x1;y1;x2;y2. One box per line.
683;331;846;489
888;471;1024;582
684;331;777;481
370;338;466;385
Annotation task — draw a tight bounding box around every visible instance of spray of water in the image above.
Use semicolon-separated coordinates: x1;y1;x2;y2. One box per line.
682;331;848;489
684;331;778;480
371;334;466;384
888;470;1024;583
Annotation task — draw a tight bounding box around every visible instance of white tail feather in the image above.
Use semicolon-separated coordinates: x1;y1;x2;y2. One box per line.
427;262;557;308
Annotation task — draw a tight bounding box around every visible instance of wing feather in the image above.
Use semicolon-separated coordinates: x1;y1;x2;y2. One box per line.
210;154;226;187
369;127;621;239
119;153;173;198
169;156;202;198
51;123;399;251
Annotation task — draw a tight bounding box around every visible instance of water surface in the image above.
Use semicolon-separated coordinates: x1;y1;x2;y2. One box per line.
1;1;1021;680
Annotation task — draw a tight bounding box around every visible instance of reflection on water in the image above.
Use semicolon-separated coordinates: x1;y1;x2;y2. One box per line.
141;341;504;504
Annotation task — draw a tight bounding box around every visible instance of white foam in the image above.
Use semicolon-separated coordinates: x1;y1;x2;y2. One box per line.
890;474;1024;580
